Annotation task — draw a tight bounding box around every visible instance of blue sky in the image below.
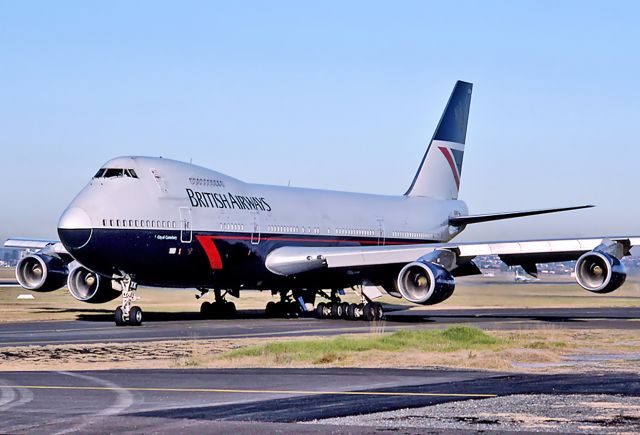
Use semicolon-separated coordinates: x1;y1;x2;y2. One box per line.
1;1;639;242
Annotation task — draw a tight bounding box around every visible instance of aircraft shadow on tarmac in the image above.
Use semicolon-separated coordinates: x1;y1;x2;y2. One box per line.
72;309;280;322
44;304;639;324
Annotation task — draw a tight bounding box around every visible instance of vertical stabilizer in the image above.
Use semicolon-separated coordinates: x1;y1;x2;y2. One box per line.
405;81;473;199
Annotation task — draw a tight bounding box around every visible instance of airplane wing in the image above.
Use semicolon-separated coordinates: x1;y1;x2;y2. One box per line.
265;236;640;278
4;238;69;255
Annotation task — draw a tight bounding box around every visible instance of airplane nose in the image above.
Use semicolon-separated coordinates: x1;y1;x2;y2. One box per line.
57;206;93;249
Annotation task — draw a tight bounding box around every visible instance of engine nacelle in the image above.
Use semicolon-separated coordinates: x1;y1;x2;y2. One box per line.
16;254;68;292
575;251;626;294
397;260;455;305
67;266;121;304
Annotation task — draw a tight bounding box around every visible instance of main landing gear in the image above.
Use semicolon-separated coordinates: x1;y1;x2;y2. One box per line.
199;289;237;319
265;290;302;318
315;289;384;321
114;274;143;326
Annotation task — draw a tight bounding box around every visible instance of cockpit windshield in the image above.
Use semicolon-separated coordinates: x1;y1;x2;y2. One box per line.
93;168;138;179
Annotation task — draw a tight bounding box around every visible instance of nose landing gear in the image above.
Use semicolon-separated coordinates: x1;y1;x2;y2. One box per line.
114;274;143;326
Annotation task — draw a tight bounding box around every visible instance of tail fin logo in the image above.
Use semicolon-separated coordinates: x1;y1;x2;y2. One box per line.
438;146;464;189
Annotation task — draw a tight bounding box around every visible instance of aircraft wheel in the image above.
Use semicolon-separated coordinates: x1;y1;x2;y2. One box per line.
363;303;377;322
114;306;125;326
287;301;299;318
265;301;277;317
200;301;212;318
346;303;356;320
128;306;143;326
316;302;326;319
339;302;350;319
225;302;237;317
373;302;384;320
330;303;341;319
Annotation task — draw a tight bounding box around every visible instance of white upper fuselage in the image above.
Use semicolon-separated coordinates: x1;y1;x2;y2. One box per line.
59;156;468;245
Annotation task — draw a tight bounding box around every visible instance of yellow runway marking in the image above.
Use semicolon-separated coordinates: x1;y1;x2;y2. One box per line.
0;385;496;398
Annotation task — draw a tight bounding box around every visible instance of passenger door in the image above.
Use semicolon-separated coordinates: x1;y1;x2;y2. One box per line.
179;207;192;243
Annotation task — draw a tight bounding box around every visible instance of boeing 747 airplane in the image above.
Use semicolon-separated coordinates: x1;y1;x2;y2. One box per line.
6;81;637;325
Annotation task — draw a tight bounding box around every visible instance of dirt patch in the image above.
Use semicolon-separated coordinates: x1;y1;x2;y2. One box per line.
0;339;258;371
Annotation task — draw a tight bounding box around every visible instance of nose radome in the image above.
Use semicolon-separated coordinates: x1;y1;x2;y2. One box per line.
58;207;93;249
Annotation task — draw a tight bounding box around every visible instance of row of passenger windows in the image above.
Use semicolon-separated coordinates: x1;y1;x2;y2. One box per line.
391;231;429;239
335;228;376;237
102;217;427;239
102;218;183;229
220;223;244;231
265;225;320;234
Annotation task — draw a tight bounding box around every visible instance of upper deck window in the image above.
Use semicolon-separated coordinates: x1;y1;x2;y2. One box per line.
93;168;139;179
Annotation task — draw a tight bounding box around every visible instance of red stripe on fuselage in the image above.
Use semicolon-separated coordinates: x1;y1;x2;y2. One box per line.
195;235;223;270
438;146;460;189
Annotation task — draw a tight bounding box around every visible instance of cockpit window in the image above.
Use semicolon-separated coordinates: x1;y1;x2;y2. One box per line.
93;168;139;179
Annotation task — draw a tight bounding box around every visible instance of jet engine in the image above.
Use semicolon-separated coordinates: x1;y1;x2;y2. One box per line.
16;254;68;292
397;260;455;305
575;251;626;294
67;266;121;303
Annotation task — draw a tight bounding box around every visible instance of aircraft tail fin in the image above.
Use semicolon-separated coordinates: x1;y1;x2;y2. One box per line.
405;80;473;199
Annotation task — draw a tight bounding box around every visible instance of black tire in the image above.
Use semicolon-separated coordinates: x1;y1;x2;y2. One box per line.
356;303;365;320
287;301;300;318
339;302;350;319
316;302;326;319
330;303;340;318
129;306;143;326
373;302;384;320
363;303;376;321
346;303;356;320
225;302;237;317
114;306;125;326
265;301;277;317
200;301;211;318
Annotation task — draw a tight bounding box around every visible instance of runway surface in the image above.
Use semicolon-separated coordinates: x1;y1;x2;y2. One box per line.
0;306;638;348
1;368;639;433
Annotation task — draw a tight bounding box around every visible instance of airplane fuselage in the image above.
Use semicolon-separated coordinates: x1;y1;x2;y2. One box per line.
57;156;467;291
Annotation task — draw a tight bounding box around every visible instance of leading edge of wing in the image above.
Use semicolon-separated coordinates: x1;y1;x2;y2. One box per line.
4;238;68;255
265;236;640;276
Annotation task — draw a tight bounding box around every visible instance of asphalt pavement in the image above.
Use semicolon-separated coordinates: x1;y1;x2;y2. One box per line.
1;368;639;434
0;306;638;348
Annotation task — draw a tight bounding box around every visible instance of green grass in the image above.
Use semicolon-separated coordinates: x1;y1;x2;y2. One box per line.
223;326;505;364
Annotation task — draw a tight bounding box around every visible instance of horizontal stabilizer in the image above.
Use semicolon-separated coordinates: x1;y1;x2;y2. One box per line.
449;205;594;227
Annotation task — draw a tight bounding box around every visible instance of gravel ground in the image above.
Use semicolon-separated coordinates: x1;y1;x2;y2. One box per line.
308;394;640;433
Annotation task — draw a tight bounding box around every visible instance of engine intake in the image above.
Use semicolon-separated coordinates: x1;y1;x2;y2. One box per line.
397;260;455;305
575;251;626;294
67;267;121;303
16;254;68;292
